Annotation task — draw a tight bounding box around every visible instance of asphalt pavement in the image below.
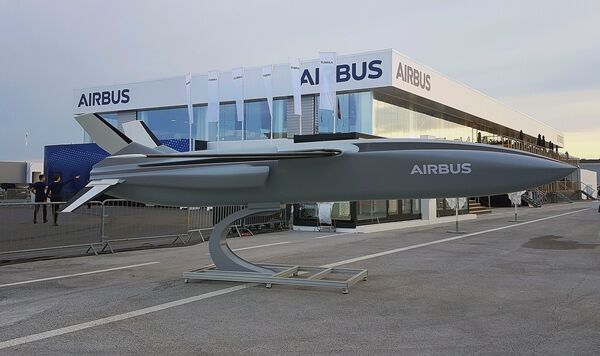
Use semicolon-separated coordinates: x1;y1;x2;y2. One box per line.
0;201;599;355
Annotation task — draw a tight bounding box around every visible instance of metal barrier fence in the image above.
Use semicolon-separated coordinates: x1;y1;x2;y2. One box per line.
100;199;190;252
0;200;289;260
0;188;31;202
187;204;288;241
0;201;103;259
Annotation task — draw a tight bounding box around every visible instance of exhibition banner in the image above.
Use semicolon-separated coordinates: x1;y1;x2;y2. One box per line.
262;65;273;125
232;67;244;123
318;52;336;111
508;191;526;205
185;73;193;124
207;70;219;123
289;58;302;116
185;73;193;150
445;197;467;210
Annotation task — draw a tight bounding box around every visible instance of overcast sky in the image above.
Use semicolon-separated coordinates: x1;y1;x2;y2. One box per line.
1;0;599;160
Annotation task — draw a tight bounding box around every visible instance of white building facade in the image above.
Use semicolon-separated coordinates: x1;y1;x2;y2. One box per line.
73;49;564;148
72;49;570;228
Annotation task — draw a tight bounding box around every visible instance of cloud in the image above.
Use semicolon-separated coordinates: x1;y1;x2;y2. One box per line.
1;0;599;161
499;89;600;158
561;130;600;159
500;89;600;132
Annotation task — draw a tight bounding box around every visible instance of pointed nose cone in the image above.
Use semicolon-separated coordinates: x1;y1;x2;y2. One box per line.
545;159;576;177
526;158;577;187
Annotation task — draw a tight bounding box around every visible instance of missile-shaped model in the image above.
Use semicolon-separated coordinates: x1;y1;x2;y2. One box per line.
63;114;575;212
63;114;576;290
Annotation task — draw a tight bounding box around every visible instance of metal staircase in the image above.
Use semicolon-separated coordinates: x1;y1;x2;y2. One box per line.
521;189;546;208
549;191;573;203
574;182;598;200
577;190;598;200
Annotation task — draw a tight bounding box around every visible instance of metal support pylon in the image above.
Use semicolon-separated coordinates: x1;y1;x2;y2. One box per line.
183;203;368;294
208;203;280;274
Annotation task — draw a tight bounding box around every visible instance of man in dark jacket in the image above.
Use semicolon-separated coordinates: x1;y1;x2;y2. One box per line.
30;174;47;224
46;174;79;226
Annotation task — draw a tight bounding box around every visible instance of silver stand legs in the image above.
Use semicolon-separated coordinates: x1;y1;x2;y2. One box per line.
183;203;368;294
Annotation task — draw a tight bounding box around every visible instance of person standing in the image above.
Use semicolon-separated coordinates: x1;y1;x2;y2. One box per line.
46;174;79;226
30;174;48;224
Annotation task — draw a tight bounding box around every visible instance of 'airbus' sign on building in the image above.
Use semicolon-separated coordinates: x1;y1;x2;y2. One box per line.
300;60;383;85
77;89;130;108
72;48;564;146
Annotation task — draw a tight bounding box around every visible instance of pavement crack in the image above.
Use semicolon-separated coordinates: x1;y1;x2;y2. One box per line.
531;274;589;355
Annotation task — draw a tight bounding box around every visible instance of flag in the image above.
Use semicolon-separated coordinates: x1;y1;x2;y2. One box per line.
318;52;336;111
207;70;219;123
262;65;274;138
232;67;244;123
289;58;302;116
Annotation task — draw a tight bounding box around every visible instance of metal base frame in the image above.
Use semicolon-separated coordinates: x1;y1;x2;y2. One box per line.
183;203;368;294
183;264;368;294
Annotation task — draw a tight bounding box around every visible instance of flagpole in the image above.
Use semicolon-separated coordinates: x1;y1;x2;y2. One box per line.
333;100;337;134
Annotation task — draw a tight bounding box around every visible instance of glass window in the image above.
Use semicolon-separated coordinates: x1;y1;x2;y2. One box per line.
338;91;373;134
332;201;351;220
388;200;398;215
372;98;474;140
412;199;421;215
218;103;242;141
401;199;412;214
245;100;270;140
99;113;119;128
315;92;373;134
139;102;277;143
272;99;288;139
138;107;194;140
297;203;318;220
192;105;215;142
356;200;387;222
356;200;373;221
317;108;335;134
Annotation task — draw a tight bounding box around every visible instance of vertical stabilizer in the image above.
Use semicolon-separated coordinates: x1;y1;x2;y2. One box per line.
75;114;132;154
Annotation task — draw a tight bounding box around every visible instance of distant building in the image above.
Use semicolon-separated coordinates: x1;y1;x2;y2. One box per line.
580;159;600;193
0;160;43;183
0;160;43;202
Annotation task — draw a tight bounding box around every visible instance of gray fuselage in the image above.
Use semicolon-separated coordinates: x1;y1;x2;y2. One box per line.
90;139;575;206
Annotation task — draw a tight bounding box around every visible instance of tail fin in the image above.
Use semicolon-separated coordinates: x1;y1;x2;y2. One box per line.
76;114;178;154
75;114;132;154
67;115;170;212
122;120;160;148
122;120;178;153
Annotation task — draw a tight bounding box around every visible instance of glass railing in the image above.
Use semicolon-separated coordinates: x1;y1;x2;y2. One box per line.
481;135;579;165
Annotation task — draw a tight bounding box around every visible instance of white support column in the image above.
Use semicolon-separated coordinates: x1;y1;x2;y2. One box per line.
420;199;437;221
